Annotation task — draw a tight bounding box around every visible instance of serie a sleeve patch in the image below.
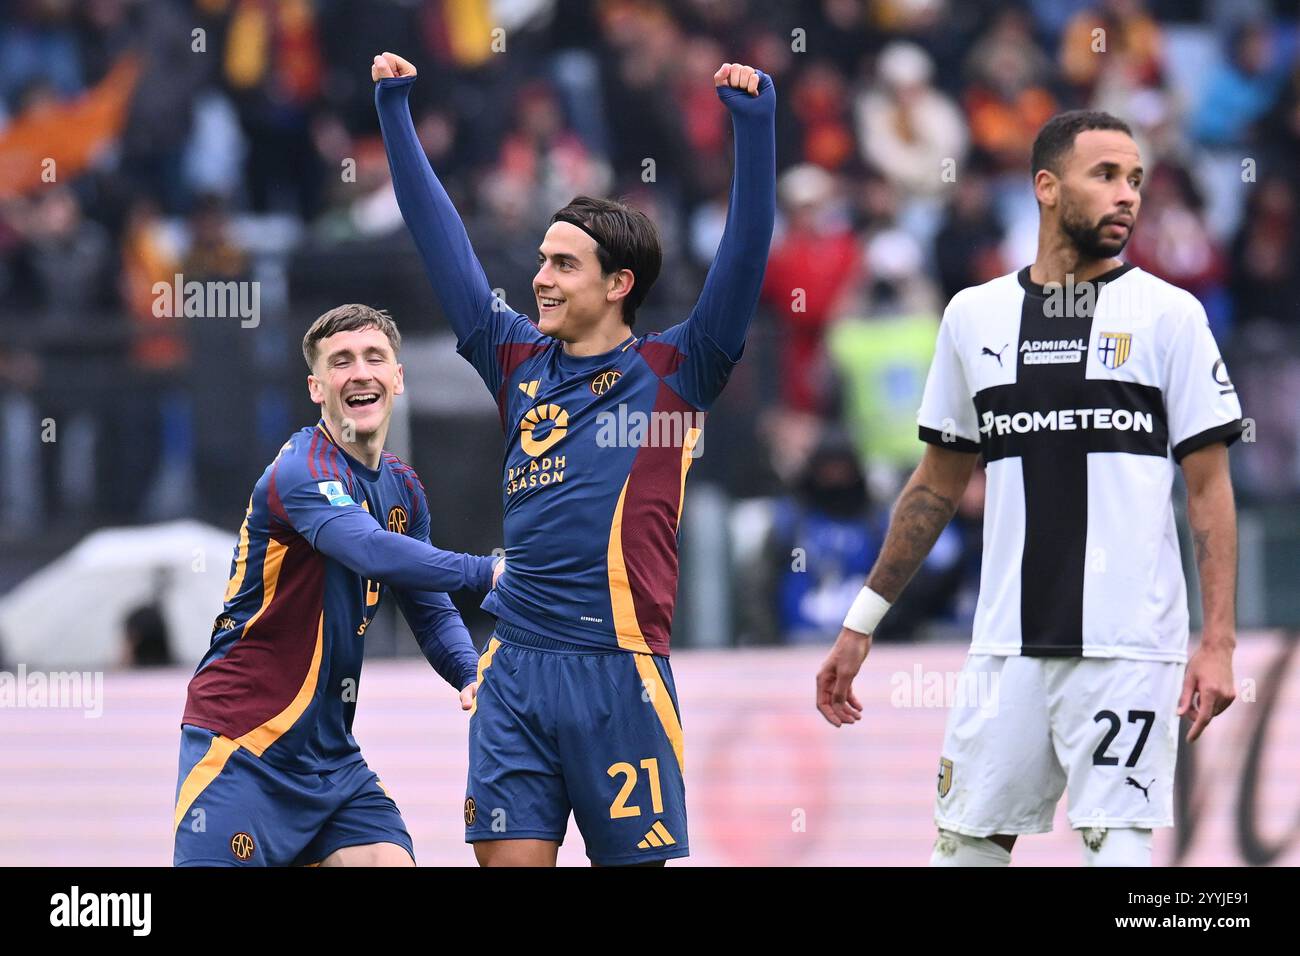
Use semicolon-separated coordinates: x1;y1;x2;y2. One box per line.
317;481;356;507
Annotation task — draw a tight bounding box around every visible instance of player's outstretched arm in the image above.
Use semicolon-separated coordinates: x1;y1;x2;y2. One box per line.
1177;441;1238;742
686;63;777;359
393;588;480;702
816;444;978;727
373;52;497;345
315;509;497;594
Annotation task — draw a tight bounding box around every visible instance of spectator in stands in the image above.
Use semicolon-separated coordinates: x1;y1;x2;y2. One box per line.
766;431;886;645
493;79;611;232
1059;0;1164;98
0;0;83;110
1260;55;1300;165
761;164;862;414
963;6;1057;173
788;59;858;172
109;195;183;521
1124;161;1228;330
1190;20;1288;148
9;187;112;317
183;194;255;526
1229;175;1300;329
855;41;968;201
932;163;1007;302
223;0;326;218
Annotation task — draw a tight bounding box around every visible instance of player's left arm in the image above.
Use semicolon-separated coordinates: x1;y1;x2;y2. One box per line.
1163;295;1244;743
390;473;498;709
682;64;776;365
393;587;481;710
1178;442;1237;743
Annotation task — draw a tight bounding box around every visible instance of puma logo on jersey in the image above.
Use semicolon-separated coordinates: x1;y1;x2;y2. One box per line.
1125;776;1154;801
981;344;1009;366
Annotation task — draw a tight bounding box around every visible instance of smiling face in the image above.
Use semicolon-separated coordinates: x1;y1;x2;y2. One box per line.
307;327;404;443
1040;129;1143;261
533;221;632;341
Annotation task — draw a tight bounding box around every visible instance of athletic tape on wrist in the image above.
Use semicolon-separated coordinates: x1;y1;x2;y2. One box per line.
843;586;891;635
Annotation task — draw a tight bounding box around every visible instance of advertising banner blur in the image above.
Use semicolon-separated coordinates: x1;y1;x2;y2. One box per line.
1;634;1295;866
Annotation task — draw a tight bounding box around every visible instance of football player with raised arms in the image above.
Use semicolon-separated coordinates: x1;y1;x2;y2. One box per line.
375;52;775;865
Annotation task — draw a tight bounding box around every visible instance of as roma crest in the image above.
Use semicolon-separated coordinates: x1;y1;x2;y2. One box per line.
591;370;621;395
387;505;408;535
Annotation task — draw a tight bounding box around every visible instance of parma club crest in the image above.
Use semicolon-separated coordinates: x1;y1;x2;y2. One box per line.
1097;332;1132;370
937;757;954;798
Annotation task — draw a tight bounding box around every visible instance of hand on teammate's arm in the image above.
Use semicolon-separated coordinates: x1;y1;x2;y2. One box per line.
816;445;978;727
1178;442;1238;742
454;561;503;710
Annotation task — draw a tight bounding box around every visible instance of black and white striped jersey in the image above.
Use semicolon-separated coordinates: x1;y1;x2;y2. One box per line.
917;264;1243;662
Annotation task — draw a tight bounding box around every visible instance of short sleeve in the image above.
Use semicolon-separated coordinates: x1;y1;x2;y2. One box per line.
916;304;980;453
1163;296;1244;462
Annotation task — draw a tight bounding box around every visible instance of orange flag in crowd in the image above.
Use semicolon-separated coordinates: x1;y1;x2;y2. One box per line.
0;56;142;200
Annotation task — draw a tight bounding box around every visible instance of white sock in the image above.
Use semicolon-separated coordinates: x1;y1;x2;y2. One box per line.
929;830;1012;867
1080;826;1153;866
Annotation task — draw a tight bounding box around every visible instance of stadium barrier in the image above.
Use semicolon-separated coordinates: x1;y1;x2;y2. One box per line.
1;633;1295;866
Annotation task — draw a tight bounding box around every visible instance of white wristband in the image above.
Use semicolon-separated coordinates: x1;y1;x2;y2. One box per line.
843;586;891;635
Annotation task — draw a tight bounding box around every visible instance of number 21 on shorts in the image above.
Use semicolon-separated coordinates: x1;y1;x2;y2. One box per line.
607;758;663;818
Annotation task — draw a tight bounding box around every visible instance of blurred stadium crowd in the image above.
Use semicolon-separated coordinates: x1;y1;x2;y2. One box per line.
1;0;1298;654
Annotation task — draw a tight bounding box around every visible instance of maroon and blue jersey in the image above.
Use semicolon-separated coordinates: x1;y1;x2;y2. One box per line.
458;310;730;654
377;71;776;657
181;421;494;773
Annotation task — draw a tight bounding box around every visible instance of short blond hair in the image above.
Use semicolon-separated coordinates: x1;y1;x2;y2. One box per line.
302;304;402;369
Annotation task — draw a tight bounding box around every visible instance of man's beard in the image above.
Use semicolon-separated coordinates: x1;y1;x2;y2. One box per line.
1060;199;1132;261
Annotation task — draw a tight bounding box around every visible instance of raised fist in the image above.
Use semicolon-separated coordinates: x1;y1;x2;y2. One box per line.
371;52;417;82
713;62;761;96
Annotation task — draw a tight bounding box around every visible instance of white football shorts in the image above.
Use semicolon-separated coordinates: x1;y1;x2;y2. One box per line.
934;654;1183;836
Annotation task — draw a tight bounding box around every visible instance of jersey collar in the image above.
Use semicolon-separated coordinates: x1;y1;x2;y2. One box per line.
555;333;638;372
316;420;383;482
1017;261;1136;297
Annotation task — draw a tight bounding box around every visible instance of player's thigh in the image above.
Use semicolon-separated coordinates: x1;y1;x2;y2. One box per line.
473;838;559;867
173;725;327;867
559;651;689;866
465;639;571;846
297;762;416;866
1048;657;1181;830
934;654;1064;837
316;843;414;867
